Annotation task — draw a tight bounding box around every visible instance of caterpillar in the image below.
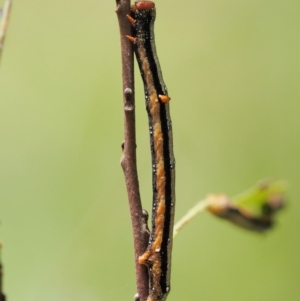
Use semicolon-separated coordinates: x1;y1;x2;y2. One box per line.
127;2;175;301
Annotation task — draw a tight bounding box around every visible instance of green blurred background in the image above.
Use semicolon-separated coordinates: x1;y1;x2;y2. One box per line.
0;0;299;300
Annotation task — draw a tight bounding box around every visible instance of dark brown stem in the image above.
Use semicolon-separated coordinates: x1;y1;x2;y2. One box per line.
115;1;149;300
0;244;5;301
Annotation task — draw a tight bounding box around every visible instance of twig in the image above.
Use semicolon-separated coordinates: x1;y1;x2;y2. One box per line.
0;2;12;299
0;243;5;301
115;1;149;300
0;0;12;60
173;199;209;238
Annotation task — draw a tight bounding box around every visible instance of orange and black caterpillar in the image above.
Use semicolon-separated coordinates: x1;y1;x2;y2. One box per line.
127;2;175;301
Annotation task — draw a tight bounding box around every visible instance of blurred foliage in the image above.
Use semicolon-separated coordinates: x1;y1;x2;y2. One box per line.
0;1;299;301
233;179;287;215
207;179;286;232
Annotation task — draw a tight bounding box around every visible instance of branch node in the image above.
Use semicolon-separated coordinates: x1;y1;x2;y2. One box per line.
115;5;121;13
134;293;140;301
124;88;134;111
141;209;150;236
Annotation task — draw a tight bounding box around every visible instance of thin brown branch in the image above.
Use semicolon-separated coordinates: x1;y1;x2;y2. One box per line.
0;1;11;298
0;243;5;301
115;1;149;300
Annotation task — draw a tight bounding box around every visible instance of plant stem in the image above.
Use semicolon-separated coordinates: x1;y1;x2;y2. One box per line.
115;1;149;300
173;199;209;238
